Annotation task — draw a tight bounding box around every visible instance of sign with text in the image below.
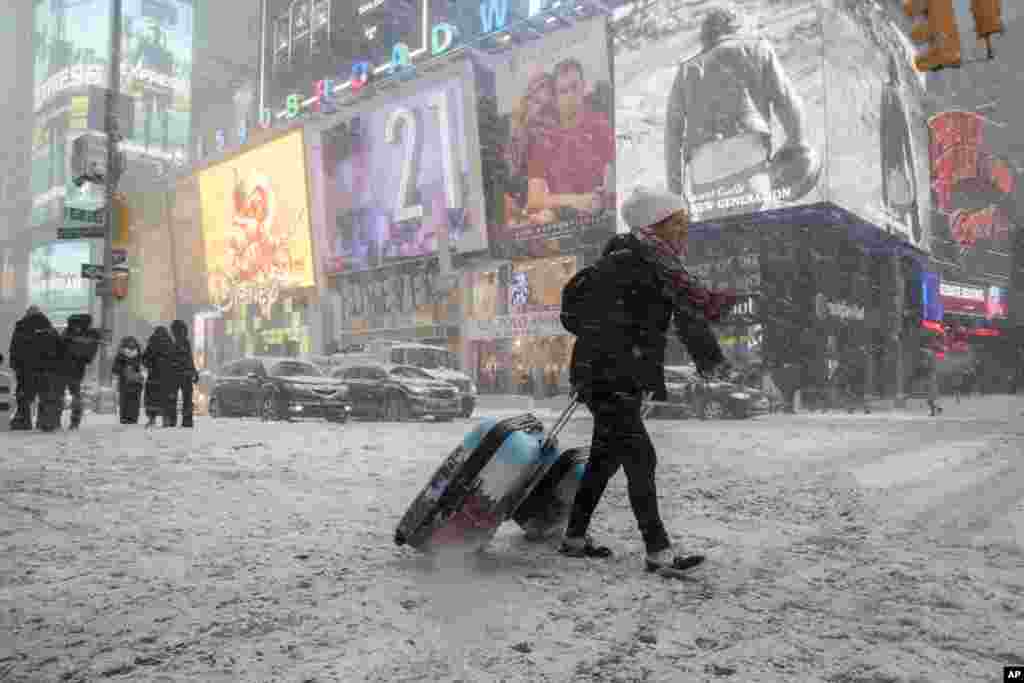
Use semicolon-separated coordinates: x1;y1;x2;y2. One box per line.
940;281;986;316
464;309;564;341
81;263;106;280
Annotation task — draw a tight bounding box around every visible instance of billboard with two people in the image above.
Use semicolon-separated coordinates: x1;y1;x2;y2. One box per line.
481;16;617;259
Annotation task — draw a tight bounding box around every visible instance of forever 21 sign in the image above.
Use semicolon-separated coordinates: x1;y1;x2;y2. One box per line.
338;260;445;324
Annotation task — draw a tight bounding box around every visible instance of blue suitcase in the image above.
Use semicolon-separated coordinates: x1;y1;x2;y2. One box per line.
512;447;589;539
394;399;580;553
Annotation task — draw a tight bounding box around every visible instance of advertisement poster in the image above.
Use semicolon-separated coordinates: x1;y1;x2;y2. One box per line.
928;111;1015;282
28;241;94;324
822;0;931;251
31;0;193;227
198;129;315;319
484;17;616;259
612;1;824;224
464;257;577;341
312;64;488;276
940;281;986;317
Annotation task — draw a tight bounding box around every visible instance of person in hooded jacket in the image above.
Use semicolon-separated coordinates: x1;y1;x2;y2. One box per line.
142;326;175;428
112;336;144;424
59;313;101;430
166;320;198;427
8;306;64;431
560;187;735;578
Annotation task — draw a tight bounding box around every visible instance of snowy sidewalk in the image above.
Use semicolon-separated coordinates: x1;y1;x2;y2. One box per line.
1;409;1022;682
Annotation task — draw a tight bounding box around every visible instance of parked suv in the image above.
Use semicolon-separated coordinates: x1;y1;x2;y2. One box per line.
331;363;462;421
208;357;351;423
386;343;476;418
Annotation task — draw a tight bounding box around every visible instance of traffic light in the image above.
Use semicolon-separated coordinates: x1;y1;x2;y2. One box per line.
905;0;962;72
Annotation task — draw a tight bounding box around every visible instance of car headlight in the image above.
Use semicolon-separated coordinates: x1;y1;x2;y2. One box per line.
729;392;750;400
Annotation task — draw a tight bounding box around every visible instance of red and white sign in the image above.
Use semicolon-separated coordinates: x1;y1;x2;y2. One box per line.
940;281;986;316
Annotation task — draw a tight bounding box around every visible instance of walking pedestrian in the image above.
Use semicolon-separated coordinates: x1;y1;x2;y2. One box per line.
142;326;174;428
112;336;144;424
166;320;198;428
919;346;942;417
559;187;735;578
8;306;64;431
59;314;101;430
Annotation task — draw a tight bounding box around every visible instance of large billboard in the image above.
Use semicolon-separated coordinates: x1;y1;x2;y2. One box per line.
198;129;315;319
31;0;193;225
611;1;825;225
822;0;932;252
310;61;488;275
28;241;94;324
927;111;1016;285
481;17;616;259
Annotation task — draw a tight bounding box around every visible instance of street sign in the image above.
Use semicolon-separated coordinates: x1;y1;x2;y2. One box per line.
81;263;107;280
58;226;106;240
64;206;105;225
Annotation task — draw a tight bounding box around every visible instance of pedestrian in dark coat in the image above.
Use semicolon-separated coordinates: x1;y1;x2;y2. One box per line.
561;187;735;578
59;313;101;429
166;319;198;427
142;326;174;428
112;336;144;424
8;306;64;431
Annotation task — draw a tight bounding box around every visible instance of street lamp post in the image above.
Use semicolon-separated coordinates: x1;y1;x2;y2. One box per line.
99;0;123;387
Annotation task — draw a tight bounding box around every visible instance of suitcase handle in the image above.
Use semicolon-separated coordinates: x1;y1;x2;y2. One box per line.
540;393;581;452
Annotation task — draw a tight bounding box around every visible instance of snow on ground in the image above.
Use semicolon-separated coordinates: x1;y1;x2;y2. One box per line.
1;396;1022;682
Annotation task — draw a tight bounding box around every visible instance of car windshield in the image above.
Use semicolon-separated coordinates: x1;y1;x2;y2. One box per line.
269;361;322;377
393;366;434;379
401;348;460;371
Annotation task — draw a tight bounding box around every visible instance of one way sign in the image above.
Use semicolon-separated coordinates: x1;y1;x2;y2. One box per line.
81;263;106;280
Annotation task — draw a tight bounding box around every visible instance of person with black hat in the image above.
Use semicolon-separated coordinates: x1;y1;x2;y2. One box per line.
560;186;735;578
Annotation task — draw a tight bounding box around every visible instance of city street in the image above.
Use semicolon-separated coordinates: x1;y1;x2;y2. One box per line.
1;396;1022;682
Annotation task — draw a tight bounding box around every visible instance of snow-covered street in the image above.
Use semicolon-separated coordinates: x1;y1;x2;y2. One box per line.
1;397;1022;682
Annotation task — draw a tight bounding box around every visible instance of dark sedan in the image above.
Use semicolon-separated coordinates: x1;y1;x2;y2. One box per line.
330;363;462;421
208;357;352;423
645;365;772;420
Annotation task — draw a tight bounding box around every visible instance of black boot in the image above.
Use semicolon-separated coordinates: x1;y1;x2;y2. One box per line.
10;401;33;430
181;417;193;428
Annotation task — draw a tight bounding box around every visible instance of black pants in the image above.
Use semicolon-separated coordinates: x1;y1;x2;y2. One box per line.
164;377;193;426
15;370;63;430
119;383;142;423
565;391;670;554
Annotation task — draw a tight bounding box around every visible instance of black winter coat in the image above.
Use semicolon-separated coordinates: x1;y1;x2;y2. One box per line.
168;337;197;384
142;334;175;387
569;233;725;402
61;314;101;381
9;311;63;373
112;347;143;388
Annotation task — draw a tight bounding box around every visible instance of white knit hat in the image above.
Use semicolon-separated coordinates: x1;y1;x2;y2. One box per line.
620;187;689;231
